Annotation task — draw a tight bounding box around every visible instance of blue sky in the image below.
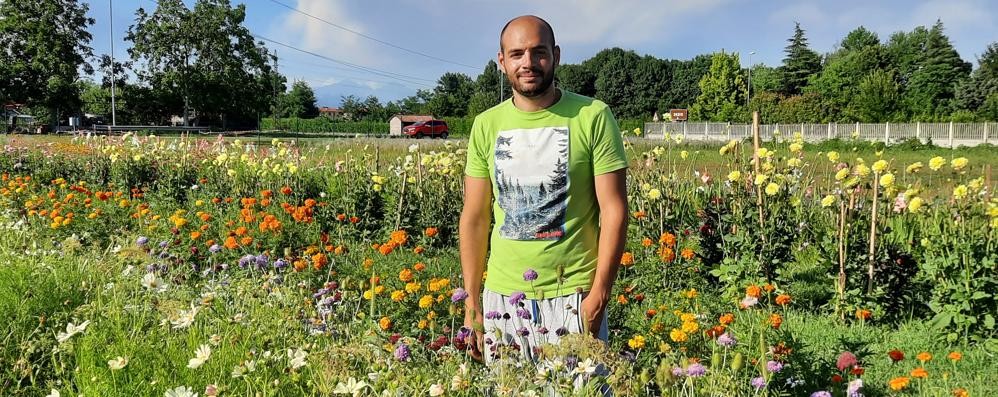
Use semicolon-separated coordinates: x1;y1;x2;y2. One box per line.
86;0;998;107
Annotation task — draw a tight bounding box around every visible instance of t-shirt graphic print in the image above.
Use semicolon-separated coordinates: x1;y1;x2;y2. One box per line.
494;126;569;240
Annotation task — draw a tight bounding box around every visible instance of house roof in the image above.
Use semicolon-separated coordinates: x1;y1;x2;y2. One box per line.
319;107;342;113
392;114;434;123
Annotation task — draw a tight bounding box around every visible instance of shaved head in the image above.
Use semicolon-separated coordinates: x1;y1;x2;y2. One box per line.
500;15;555;52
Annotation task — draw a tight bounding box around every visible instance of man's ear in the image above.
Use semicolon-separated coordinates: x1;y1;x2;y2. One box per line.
553;45;561;68
497;51;505;74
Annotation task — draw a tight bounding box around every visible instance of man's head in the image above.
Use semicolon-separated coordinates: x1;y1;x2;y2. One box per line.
498;15;560;98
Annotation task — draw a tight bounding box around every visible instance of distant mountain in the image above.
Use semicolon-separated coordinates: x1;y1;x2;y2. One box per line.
312;80;417;107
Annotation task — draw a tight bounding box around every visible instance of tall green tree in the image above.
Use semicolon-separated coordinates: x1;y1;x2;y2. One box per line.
127;0;280;128
426;72;473;117
807;27;884;120
555;63;595;97
279;81;319;118
663;55;712;110
690;51;747;121
955;42;998;114
0;0;94;125
779;22;822;96
467;60;503;115
851;69;900;121
586;48;642;118
903;20;972;119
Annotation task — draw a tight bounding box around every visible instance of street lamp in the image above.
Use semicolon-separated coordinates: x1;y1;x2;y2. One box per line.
109;0;117;126
747;51;755;108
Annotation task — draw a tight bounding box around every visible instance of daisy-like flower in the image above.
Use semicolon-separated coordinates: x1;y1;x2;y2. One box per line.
56;320;91;343
332;377;370;396
108;356;129;370
428;384;445;396
171;303;201;329
287;348;308;369
573;358;598;375
142;272;168;292
187;344;212;369
46;390;60;397
164;386;198;397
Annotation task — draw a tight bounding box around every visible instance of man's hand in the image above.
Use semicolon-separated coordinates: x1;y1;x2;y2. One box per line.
580;291;608;338
463;306;485;362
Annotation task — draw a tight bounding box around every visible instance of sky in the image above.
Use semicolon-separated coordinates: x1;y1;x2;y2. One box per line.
85;0;998;107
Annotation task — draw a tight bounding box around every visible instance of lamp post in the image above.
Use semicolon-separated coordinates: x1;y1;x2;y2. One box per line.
747;51;755;108
109;0;117;126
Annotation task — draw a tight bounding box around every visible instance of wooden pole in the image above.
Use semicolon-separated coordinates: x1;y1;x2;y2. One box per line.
866;175;880;295
753;112;766;244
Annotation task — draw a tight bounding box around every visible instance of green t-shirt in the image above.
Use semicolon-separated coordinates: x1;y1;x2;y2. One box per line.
465;89;628;299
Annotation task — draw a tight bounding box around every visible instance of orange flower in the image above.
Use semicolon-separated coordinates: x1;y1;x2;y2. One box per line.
953;388;969;397
363;258;374;270
659;232;676;247
910;367;928;379
680;247;695;260
350;216;360;224
378;316;392;331
311;253;328;270
769;313;783;329
888;349;905;362
763;283;775;293
616;294;628;305
719;313;734;325
645;309;657;318
889;377;910;391
947;351;962;362
399;268;414;283
658;247;675;262
855;308;872;320
235;226;248;236
413;246;425;255
632;211;647;219
240;236;253;246
775;294;792;306
280;186;293;195
189;231;201;240
424;227;438;237
620;252;634;267
260;189;273;198
336;213;347;221
389;230;408;246
224;236;239;249
706;325;726;338
378;243;395;256
746;285;762;298
917;352;932;363
333;245;346;255
212;197;222;204
413;262;426;272
641;237;653;247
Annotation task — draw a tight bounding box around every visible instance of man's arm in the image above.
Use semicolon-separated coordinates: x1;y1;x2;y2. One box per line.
460;175;492;360
581;167;628;336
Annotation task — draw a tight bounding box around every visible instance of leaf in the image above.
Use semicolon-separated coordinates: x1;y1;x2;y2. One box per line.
929;311;954;330
984;314;996;330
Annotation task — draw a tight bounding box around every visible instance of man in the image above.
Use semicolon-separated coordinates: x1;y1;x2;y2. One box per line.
460;15;628;364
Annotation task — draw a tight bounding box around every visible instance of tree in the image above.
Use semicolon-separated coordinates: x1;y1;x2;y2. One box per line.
779;22;822;96
127;0;280;128
850;69;900;121
955;42;998;113
555;63;595;97
0;0;94;125
468;60;503;115
902;20;972;119
690;51;746;122
278;81;318;118
586;48;642;117
663;55;712;110
426;72;473;117
839;26;880;53
749;65;782;95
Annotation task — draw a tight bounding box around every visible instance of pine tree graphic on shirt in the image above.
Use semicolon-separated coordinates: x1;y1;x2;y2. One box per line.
494;126;569;240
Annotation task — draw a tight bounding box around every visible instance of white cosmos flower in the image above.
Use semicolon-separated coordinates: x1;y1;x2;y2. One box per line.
573;358;598;375
428;383;445;396
287;348;308;369
108;356;129;370
56;320;90;343
171;303;200;329
164;386;197;397
187;344;212;369
142;272;167;292
332;377;370;396
46;389;60;397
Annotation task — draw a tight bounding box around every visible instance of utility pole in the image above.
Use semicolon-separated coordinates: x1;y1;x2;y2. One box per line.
109;0;117;126
747;51;755;108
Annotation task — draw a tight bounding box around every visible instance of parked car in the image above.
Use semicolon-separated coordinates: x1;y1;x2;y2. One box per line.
403;119;448;139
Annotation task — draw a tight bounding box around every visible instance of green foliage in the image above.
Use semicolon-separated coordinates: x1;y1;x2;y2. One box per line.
277;81;319;119
690;51;747;122
851;69;901;122
261;118;389;134
901;21;973;120
779;22;822;96
426;72;474;117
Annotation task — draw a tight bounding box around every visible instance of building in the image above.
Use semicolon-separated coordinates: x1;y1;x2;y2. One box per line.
389;114;434;136
319;106;345;119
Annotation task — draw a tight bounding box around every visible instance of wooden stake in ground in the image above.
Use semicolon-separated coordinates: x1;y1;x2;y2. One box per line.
752;112;765;233
866;174;880;295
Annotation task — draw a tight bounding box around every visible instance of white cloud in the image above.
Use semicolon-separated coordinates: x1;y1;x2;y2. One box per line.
281;0;379;66
910;0;993;29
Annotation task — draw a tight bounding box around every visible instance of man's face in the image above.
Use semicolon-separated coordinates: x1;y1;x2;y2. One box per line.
498;21;560;98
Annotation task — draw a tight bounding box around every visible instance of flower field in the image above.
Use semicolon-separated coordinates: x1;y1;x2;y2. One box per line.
1;132;996;397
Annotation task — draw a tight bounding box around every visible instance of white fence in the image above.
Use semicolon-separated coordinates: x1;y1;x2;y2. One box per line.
643;122;995;147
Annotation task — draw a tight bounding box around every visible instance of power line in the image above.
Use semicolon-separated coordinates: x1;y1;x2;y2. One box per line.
253;34;436;88
267;0;479;71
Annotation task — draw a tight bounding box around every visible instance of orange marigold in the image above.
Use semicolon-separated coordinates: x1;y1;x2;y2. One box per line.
280;186;293;195
620;252;635;267
399;268;414;283
775;294;792;306
746;285;762;298
947;351;962;362
389;230;408;245
659;232;677;247
224;236;239;249
239;236;253;246
189;231;201;240
855;308;872;320
719;313;734;325
378;316;392;331
413;246;425;255
953;388;969;397
917;352;932;363
336;213;347;221
658;247;675;262
680;247;695;260
632;211;647;219
769;313;783;329
617;294;628;305
641;237;653;247
260;189;273;198
413;262;426;272
910;367;928;379
424;227;438;237
311;253;328;270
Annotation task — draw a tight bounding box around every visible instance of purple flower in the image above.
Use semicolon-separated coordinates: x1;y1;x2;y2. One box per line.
717;333;737;347
238;254;254;268
523;269;538;281
508;291;526;306
455;327;471;342
516;308;532;320
274;259;288;269
451;288;469;303
751;377;767;390
254;255;269;269
516;326;530;337
484;311;501;320
158;240;169;249
671;367;685;377
810;392;832;397
766;360;784;373
136;236;149;246
555;327;568;336
394;343;411;362
208;244;222;254
537;327;549;335
686;363;706;377
847;379;863;397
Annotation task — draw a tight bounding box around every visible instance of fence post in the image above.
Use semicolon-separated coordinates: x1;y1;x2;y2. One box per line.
949;121;954;148
984;122;989;145
855;122;860;139
827;122;832;140
727;122;731;141
683;122;687;140
885;122;890;143
916;122;920;142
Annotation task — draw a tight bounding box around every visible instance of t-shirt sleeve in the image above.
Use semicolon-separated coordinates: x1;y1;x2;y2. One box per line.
591;105;628;175
464;116;490;178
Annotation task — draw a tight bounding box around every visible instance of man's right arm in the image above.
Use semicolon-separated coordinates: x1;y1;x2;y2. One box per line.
459;175;492;312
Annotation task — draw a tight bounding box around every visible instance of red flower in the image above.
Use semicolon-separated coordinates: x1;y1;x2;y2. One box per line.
836;351;858;372
851;366;865;376
831;374;843;383
888;349;905;362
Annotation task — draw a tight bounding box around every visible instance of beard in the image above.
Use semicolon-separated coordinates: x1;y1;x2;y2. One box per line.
506;66;555;98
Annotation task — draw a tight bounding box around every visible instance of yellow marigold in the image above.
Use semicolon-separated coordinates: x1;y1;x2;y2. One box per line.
872;159;888;173
853;163;871;177
889;376;910;391
754;173;769;186
789;142;803;153
950;157;968;171
765;182;780;196
418;295;434;309
821;195;836;208
879;173;895;188
646;188;662;200
953;185;968;200
685;288;698;298
669;328;688;343
929;156;946;171
405;282;421;294
727;170;741;182
417;319;428;329
827;151;840;162
390;290;405;302
835;168;850;181
917;352;932;363
906;162;923;173
681;321;699;333
627;335;646;350
379;316;392;331
909;197;924;213
680;313;696;323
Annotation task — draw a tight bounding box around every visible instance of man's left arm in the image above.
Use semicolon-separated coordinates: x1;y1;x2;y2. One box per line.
581;167;628;337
